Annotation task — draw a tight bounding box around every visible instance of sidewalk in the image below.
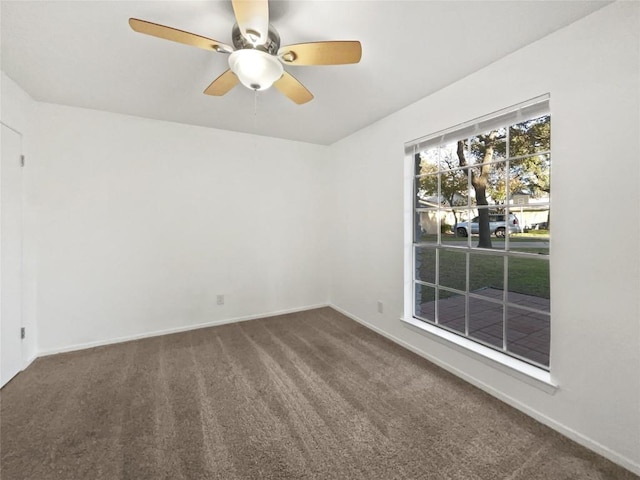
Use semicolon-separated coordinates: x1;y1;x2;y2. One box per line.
418;288;550;366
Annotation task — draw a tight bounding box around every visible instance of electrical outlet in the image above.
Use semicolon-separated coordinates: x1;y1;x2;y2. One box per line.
377;301;384;314
216;294;225;305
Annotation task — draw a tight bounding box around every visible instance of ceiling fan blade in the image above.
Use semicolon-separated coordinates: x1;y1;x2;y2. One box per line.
274;72;314;105
129;18;233;53
278;41;362;66
231;0;269;45
203;70;239;96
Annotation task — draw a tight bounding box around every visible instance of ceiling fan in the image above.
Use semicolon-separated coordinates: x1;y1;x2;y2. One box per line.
129;0;362;105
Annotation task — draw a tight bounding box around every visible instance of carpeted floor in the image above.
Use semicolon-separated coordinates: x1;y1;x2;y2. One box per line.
1;307;637;479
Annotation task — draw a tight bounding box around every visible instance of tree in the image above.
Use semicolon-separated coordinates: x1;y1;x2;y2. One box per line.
509;116;551;197
455;116;551;246
417;152;467;234
509;116;551;228
457;132;499;248
440;156;469;232
417;115;550;244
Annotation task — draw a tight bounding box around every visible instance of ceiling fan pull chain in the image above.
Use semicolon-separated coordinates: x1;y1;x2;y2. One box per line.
253;90;259;149
254;89;258;119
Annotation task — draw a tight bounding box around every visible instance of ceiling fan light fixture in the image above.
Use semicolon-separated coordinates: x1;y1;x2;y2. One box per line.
228;49;283;91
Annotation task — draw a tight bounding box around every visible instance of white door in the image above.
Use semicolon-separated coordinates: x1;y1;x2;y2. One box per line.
1;124;23;388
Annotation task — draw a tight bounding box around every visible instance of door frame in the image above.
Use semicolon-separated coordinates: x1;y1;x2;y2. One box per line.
1;121;24;387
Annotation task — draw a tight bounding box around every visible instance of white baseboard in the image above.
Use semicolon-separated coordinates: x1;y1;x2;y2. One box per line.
329;304;640;477
23;353;37;369
38;303;329;357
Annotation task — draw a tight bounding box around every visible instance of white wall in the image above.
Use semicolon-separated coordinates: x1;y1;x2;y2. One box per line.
1;72;38;366
30;104;328;353
2;1;639;474
326;1;640;474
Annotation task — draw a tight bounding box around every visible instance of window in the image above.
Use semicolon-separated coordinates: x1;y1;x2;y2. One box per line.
408;96;551;369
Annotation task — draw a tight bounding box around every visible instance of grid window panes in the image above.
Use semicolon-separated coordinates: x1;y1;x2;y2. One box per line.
412;107;550;369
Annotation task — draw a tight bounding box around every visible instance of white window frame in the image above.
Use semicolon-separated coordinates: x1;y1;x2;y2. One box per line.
402;95;555;389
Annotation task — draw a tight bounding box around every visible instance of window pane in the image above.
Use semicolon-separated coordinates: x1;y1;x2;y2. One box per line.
438;249;466;291
507;154;550;251
504;209;525;240
415;284;436;322
486;160;507;205
508;155;550;203
509;115;550;157
469;162;507;209
511;206;550;255
470;127;507;163
438;142;460;171
450;209;471;244
468;297;503;349
462;207;506;251
452;209;474;238
466;133;506;209
507;257;550;312
442;208;469;247
416;149;439;176
438;290;465;334
415;175;438;209
469;253;504;296
415;247;436;284
441;167;469;208
493;128;508;160
506;306;550;367
415;211;438;244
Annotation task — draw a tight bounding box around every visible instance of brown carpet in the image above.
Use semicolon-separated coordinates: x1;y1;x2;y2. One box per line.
1;307;637;479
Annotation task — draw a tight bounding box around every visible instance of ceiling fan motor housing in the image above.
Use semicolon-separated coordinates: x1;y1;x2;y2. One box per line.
232;23;280;55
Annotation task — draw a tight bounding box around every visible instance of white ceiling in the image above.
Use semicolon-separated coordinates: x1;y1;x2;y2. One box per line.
1;1;608;145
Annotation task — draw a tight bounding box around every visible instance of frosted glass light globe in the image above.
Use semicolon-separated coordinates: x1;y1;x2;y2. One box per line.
228;49;284;91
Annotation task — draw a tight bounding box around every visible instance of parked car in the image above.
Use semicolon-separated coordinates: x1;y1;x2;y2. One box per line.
454;213;522;238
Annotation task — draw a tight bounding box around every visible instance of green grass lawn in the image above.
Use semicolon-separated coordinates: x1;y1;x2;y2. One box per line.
417;248;549;299
520;229;550;237
418;232;550;244
443;232;549;242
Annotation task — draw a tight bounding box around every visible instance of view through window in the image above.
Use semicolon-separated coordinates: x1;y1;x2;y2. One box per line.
412;100;551;368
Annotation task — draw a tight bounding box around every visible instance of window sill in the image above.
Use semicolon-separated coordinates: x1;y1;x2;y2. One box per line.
400;316;558;394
